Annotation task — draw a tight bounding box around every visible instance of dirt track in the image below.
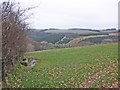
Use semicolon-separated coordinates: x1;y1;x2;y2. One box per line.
67;35;109;46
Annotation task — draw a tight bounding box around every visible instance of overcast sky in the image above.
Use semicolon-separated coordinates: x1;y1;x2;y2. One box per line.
2;0;120;29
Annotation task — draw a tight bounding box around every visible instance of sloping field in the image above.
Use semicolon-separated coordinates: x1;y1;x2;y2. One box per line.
6;43;118;88
45;29;99;34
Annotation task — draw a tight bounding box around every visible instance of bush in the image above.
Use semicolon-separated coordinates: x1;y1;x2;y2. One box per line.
1;1;29;85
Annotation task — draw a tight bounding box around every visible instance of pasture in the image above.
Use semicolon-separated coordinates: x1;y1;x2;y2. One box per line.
6;43;118;88
45;29;99;34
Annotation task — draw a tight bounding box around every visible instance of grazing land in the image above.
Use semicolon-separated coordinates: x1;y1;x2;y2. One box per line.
44;29;99;34
6;43;118;88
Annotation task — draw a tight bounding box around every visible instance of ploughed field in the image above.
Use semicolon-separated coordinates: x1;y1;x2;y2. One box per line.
6;43;118;88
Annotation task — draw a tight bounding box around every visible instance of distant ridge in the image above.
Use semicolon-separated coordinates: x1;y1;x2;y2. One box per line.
28;28;117;32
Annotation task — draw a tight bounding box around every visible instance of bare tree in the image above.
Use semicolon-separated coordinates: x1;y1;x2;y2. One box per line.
0;3;2;85
1;1;29;85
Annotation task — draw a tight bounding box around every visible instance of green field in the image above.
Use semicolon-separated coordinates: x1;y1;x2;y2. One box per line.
45;29;99;34
6;43;118;88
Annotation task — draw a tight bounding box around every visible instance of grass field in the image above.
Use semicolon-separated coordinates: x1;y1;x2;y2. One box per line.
45;29;99;34
6;43;118;88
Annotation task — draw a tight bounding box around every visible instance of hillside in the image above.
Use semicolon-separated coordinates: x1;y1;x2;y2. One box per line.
6;43;118;88
27;28;113;44
27;29;102;44
27;28;118;51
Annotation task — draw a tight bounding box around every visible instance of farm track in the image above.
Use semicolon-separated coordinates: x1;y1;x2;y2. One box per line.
67;36;82;46
67;35;109;46
80;62;118;88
